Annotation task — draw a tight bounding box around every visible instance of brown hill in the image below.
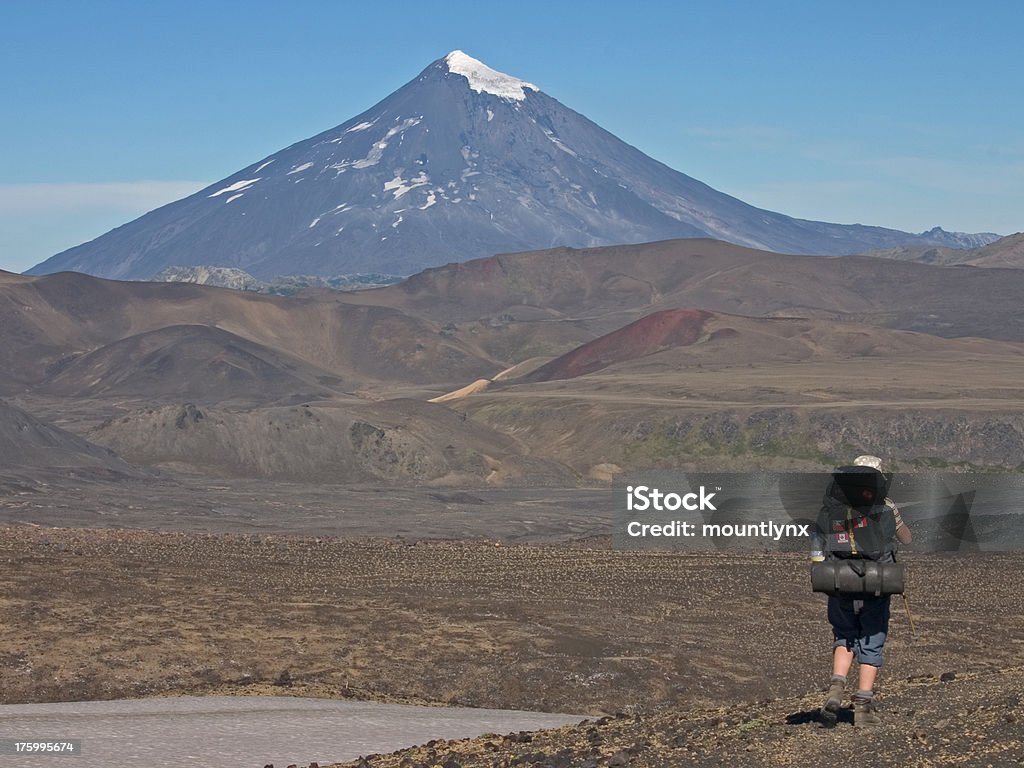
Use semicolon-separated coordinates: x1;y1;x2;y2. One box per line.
8;239;1024;401
0;399;140;477
963;232;1024;267
864;232;1024;268
0;271;500;395
527;309;714;381
7;240;1024;480
88;399;575;486
522;308;1024;382
445;309;1024;475
349;238;1024;346
39;324;347;404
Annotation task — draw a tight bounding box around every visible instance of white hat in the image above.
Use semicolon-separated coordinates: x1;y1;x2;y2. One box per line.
853;454;883;471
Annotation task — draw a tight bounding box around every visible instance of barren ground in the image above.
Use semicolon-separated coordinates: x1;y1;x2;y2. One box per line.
2;526;1022;768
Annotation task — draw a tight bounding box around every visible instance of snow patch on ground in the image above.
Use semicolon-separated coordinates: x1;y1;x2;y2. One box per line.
392;215;403;228
444;51;538;101
209;178;261;198
419;191;437;210
309;216;321;228
288;162;315;175
486;109;494;122
254;159;275;173
224;193;244;204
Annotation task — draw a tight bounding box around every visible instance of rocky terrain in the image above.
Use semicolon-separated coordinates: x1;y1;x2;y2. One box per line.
1;526;1021;767
153;265;402;294
329;669;1024;767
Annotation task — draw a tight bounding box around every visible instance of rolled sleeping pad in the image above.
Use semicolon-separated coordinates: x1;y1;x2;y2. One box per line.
810;560;905;596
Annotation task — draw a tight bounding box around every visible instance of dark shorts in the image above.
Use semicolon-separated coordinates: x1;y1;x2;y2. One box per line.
828;594;891;667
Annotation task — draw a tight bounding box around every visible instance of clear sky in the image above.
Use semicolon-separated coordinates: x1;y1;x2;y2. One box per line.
2;0;1021;273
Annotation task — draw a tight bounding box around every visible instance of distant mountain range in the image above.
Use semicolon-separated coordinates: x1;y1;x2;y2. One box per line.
27;51;999;280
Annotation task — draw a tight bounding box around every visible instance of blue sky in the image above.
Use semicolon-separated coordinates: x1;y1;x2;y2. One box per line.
2;0;1021;273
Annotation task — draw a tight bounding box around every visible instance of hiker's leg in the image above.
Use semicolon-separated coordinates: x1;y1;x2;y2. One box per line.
832;645;854;677
857;662;878;692
827;596;858;676
823;596;857;720
850;596;890;727
853;595;892;678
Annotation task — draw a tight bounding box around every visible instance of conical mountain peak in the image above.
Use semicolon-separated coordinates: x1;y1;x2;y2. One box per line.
442;50;539;101
27;53;999;280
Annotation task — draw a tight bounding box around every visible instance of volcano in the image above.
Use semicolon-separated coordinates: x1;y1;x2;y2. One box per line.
28;51;997;280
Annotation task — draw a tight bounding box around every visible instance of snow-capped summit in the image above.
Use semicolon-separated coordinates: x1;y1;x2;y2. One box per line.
443;50;539;101
28;52;999;280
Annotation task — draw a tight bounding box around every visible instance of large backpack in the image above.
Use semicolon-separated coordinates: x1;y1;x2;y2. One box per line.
810;466;904;597
815;465;897;562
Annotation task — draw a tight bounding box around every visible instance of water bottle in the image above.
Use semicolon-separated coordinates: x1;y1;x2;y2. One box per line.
810;530;825;562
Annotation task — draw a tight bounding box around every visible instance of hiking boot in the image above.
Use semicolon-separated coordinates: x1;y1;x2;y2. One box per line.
853;694;881;727
819;679;845;727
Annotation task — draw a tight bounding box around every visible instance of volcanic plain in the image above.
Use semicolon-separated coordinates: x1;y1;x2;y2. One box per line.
4;237;1024;766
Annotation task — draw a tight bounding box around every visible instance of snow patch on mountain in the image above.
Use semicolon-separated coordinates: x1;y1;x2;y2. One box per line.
352;142;388;170
209;178;261;198
420;191;437;210
338;118;424;171
345;120;377;133
444;50;538;101
542;128;578;158
288;162;315;175
384;171;430;199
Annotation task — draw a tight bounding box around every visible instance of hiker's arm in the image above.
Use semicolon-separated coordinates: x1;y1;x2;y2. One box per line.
891;500;912;544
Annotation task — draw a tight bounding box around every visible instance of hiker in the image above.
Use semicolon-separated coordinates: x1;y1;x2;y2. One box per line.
811;454;912;726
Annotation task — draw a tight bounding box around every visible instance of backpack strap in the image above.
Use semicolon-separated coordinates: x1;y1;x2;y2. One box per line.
845;506;859;556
